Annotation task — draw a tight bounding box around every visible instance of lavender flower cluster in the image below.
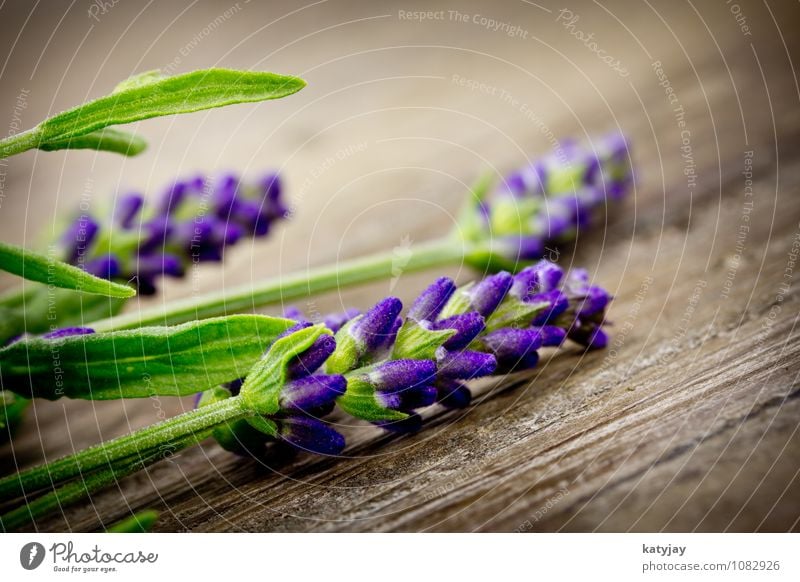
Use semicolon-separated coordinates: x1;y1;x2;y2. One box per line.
60;172;288;294
472;133;632;265
200;260;612;456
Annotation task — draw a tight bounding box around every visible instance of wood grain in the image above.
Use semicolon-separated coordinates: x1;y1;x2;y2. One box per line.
0;0;798;532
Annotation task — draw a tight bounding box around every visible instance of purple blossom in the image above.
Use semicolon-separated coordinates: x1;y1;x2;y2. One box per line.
368;359;437;392
60;171;289;295
435;312;485;350
408;277;456;322
277;416;345;456
278;375;346;413
467;272;513;316
350;297;403;354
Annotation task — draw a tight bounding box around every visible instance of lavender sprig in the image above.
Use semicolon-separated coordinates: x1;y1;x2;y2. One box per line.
1;263;611;530
60;172;288;295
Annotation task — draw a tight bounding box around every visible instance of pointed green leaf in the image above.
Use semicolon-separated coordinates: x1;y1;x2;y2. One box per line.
37;68;306;144
0;315;295;400
0;241;135;298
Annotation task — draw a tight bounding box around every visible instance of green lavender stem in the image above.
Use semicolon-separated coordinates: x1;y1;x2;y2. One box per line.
0;396;244;502
91;237;472;332
1;443;184;532
0;129;40;158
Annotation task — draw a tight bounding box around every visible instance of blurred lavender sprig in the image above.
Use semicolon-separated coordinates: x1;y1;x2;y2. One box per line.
60;172;288;295
461;132;632;269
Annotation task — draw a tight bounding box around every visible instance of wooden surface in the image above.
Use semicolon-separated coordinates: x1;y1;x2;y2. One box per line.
1;0;799;532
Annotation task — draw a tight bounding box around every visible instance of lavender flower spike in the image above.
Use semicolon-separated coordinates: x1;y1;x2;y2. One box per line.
331;259;613;431
59;170;290;295
460;133;633;269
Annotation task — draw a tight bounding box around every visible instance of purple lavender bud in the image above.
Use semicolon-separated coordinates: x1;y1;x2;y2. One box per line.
135;276;157;296
213;174;240;218
500;235;544;262
158;181;188;215
497;172;527;197
374;413;423;433
323;308;360;333
377;316;403;351
377;384;437;411
137;253;185;278
279;374;346;412
511;261;563;300
84;254;120;280
564;267;590;294
368;359;437;392
62;215;100;263
260;172;288;220
435;379;472;409
138;216;173;254
467;271;512;317
537;261;565;291
408;277;456;322
283;306;307;322
235;201;271;237
216;221;243;246
435;312;485;350
351;297;403;352
577;285;611;318
115;194;144;229
534;325;567;347
277;416;345;455
569;325;609;350
482;328;543;369
41;327;95;339
436;348;497;379
397;384;437;410
530;290;569;326
287;335;336;379
497;162;546;198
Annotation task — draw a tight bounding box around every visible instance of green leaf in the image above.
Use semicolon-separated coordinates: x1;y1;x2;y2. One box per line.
39;128;147;156
240;324;330;415
0;241;135;298
37;68;306;144
0;315;295;400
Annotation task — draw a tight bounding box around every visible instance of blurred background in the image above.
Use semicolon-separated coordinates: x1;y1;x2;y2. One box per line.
1;0;798;531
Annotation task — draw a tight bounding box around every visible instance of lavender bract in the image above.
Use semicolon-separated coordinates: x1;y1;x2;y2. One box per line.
60;172;289;295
